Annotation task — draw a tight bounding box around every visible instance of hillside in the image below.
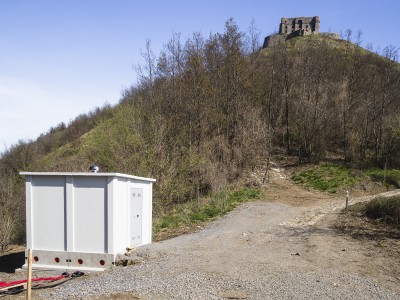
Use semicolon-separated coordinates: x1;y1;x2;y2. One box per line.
0;19;400;251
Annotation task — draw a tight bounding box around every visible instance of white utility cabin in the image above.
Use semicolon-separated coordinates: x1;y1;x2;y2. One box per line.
20;172;156;272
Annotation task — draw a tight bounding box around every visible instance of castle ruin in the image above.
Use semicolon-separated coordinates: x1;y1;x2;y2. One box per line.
263;16;339;48
279;16;320;35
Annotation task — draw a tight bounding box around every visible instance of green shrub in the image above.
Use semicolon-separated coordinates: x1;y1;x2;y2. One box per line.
292;164;359;193
155;213;189;231
153;187;260;235
366;169;400;188
188;188;260;223
365;196;400;226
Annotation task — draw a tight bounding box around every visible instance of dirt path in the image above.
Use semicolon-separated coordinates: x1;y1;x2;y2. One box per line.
122;168;399;299
3;168;400;299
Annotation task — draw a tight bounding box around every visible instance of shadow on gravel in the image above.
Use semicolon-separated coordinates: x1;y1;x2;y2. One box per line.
335;212;400;241
337;224;400;240
0;251;25;273
284;226;343;238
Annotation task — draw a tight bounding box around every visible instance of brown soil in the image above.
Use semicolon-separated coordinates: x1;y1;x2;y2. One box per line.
259;165;400;292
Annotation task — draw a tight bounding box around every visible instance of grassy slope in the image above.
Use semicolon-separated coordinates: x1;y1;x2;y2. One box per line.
292;163;400;193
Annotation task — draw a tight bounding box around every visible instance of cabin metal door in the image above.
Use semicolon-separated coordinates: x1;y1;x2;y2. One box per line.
130;188;143;245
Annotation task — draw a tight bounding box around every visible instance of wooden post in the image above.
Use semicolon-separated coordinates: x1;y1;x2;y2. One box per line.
26;249;32;300
345;191;349;211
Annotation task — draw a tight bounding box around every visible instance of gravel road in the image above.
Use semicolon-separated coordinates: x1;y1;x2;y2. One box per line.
8;169;400;300
31;189;400;299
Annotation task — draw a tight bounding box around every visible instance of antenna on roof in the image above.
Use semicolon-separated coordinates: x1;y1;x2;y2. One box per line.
89;164;99;173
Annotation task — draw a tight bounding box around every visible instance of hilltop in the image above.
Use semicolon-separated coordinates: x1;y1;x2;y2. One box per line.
262;15;340;48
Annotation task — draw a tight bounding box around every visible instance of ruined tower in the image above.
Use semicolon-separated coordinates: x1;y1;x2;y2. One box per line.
263;16;338;48
279;16;320;35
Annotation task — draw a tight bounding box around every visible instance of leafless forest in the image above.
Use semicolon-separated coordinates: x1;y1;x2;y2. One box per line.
0;19;399;251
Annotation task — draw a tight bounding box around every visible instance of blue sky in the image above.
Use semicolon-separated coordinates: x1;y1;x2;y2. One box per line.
0;0;399;155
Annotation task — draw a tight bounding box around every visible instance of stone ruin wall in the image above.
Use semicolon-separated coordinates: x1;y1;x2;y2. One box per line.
279;16;320;35
263;16;339;48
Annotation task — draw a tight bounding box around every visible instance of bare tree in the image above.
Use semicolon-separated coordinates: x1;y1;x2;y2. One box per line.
134;39;156;87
